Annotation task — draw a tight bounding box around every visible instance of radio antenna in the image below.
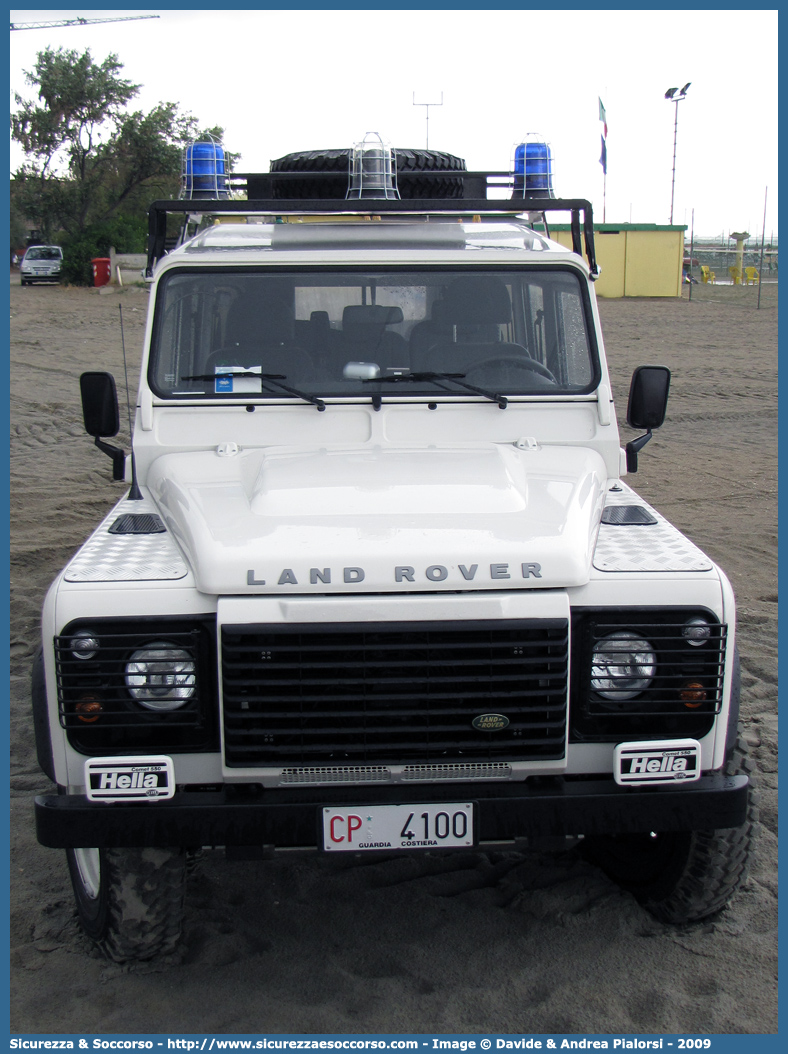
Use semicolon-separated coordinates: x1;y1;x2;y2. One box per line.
412;91;443;149
118;304;142;500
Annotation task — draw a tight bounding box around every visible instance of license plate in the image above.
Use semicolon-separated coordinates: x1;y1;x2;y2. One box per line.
322;802;475;852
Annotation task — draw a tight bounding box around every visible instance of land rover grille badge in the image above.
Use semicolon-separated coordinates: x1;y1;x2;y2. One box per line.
472;714;510;732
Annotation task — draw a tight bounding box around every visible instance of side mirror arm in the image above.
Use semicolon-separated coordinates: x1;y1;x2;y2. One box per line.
625;430;653;473
94;437;126;481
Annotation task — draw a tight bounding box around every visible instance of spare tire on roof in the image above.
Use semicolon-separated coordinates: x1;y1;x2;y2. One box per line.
269;148;467;200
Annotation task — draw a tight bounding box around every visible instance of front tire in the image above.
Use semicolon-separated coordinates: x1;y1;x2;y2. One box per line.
582;732;758;923
67;846;188;961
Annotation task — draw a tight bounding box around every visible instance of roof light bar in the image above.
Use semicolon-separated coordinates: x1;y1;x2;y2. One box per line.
181;135;230;200
513;135;555;199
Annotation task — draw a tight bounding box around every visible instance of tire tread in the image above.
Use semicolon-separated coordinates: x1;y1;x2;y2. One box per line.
583;729;758;924
69;846;188;963
643;733;759;923
269;147;467;199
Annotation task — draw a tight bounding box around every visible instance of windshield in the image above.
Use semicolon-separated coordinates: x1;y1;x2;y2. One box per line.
150;268;598;400
24;246;62;261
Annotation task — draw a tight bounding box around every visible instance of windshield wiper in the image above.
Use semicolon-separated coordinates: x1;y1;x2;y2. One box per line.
183;370;326;411
367;371;507;409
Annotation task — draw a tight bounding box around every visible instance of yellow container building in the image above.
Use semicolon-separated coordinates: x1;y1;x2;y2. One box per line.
547;223;686;297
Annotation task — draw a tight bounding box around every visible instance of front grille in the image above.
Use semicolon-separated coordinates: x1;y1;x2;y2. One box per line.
221;620;568;767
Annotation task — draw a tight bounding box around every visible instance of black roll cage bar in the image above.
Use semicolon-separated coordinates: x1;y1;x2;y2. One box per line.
146;170;598;279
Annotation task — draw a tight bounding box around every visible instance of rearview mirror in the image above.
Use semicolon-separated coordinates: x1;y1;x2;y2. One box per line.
627;365;670;430
80;371;120;437
625;366;671;473
80;371;125;481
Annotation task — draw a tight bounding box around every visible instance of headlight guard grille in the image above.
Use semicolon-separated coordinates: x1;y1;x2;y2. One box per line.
570;608;726;742
55;617;218;755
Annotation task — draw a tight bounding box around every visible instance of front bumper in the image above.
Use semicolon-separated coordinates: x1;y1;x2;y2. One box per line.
35;772;749;849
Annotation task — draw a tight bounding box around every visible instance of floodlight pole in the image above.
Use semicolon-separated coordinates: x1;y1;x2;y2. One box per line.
413;92;443;150
666;88;689;225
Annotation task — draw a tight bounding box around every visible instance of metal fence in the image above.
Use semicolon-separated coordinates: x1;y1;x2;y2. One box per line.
684;243;778;279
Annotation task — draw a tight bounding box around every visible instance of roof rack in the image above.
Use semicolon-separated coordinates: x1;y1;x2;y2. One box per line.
146;169;598;278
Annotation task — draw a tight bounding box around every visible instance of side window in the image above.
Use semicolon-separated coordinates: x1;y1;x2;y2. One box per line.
375;285;427;339
295;286;358;322
556;288;592;387
152;281;227;394
154;293;191;392
521;283;545;362
294;284;426;333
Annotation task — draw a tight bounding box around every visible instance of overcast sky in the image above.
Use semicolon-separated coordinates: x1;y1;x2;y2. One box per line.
9;7;779;239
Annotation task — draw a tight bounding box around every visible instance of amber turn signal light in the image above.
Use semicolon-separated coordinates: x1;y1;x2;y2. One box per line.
75;697;103;723
680;681;706;708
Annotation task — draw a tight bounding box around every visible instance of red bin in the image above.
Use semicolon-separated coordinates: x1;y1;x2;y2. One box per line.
92;257;111;287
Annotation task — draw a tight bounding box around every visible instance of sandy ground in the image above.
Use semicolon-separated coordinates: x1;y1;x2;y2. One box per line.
9;277;777;1036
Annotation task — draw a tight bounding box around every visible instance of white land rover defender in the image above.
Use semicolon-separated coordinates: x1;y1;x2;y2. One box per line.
32;139;756;962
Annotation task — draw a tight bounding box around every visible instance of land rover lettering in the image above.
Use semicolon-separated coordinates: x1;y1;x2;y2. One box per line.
242;562;545;588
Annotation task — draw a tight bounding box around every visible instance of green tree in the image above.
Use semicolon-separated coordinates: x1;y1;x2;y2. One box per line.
10;47;229;242
12;48;138;239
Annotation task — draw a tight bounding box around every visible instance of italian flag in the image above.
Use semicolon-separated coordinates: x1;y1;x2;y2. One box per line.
599;97;608;139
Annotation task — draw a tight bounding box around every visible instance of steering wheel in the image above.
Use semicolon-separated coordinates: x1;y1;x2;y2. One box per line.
466;355;557;384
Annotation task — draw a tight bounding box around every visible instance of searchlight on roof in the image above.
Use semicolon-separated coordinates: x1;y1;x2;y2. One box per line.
347;132;400;200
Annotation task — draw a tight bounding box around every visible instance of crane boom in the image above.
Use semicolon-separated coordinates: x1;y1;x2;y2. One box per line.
11;15;160;31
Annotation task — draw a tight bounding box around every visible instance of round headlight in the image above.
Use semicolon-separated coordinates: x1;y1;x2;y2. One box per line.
683;617;712;647
125;641;195;711
591;631;656;700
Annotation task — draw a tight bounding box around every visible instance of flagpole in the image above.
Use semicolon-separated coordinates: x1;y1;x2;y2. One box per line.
599;97;608;223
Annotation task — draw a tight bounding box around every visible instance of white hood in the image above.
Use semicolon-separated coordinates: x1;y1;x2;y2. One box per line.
147;443;607;595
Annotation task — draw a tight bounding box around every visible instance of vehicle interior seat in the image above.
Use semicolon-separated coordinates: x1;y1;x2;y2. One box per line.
203;294;317;390
296;310;344;364
412;275;513;374
340;304;409;371
408;300;450;364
